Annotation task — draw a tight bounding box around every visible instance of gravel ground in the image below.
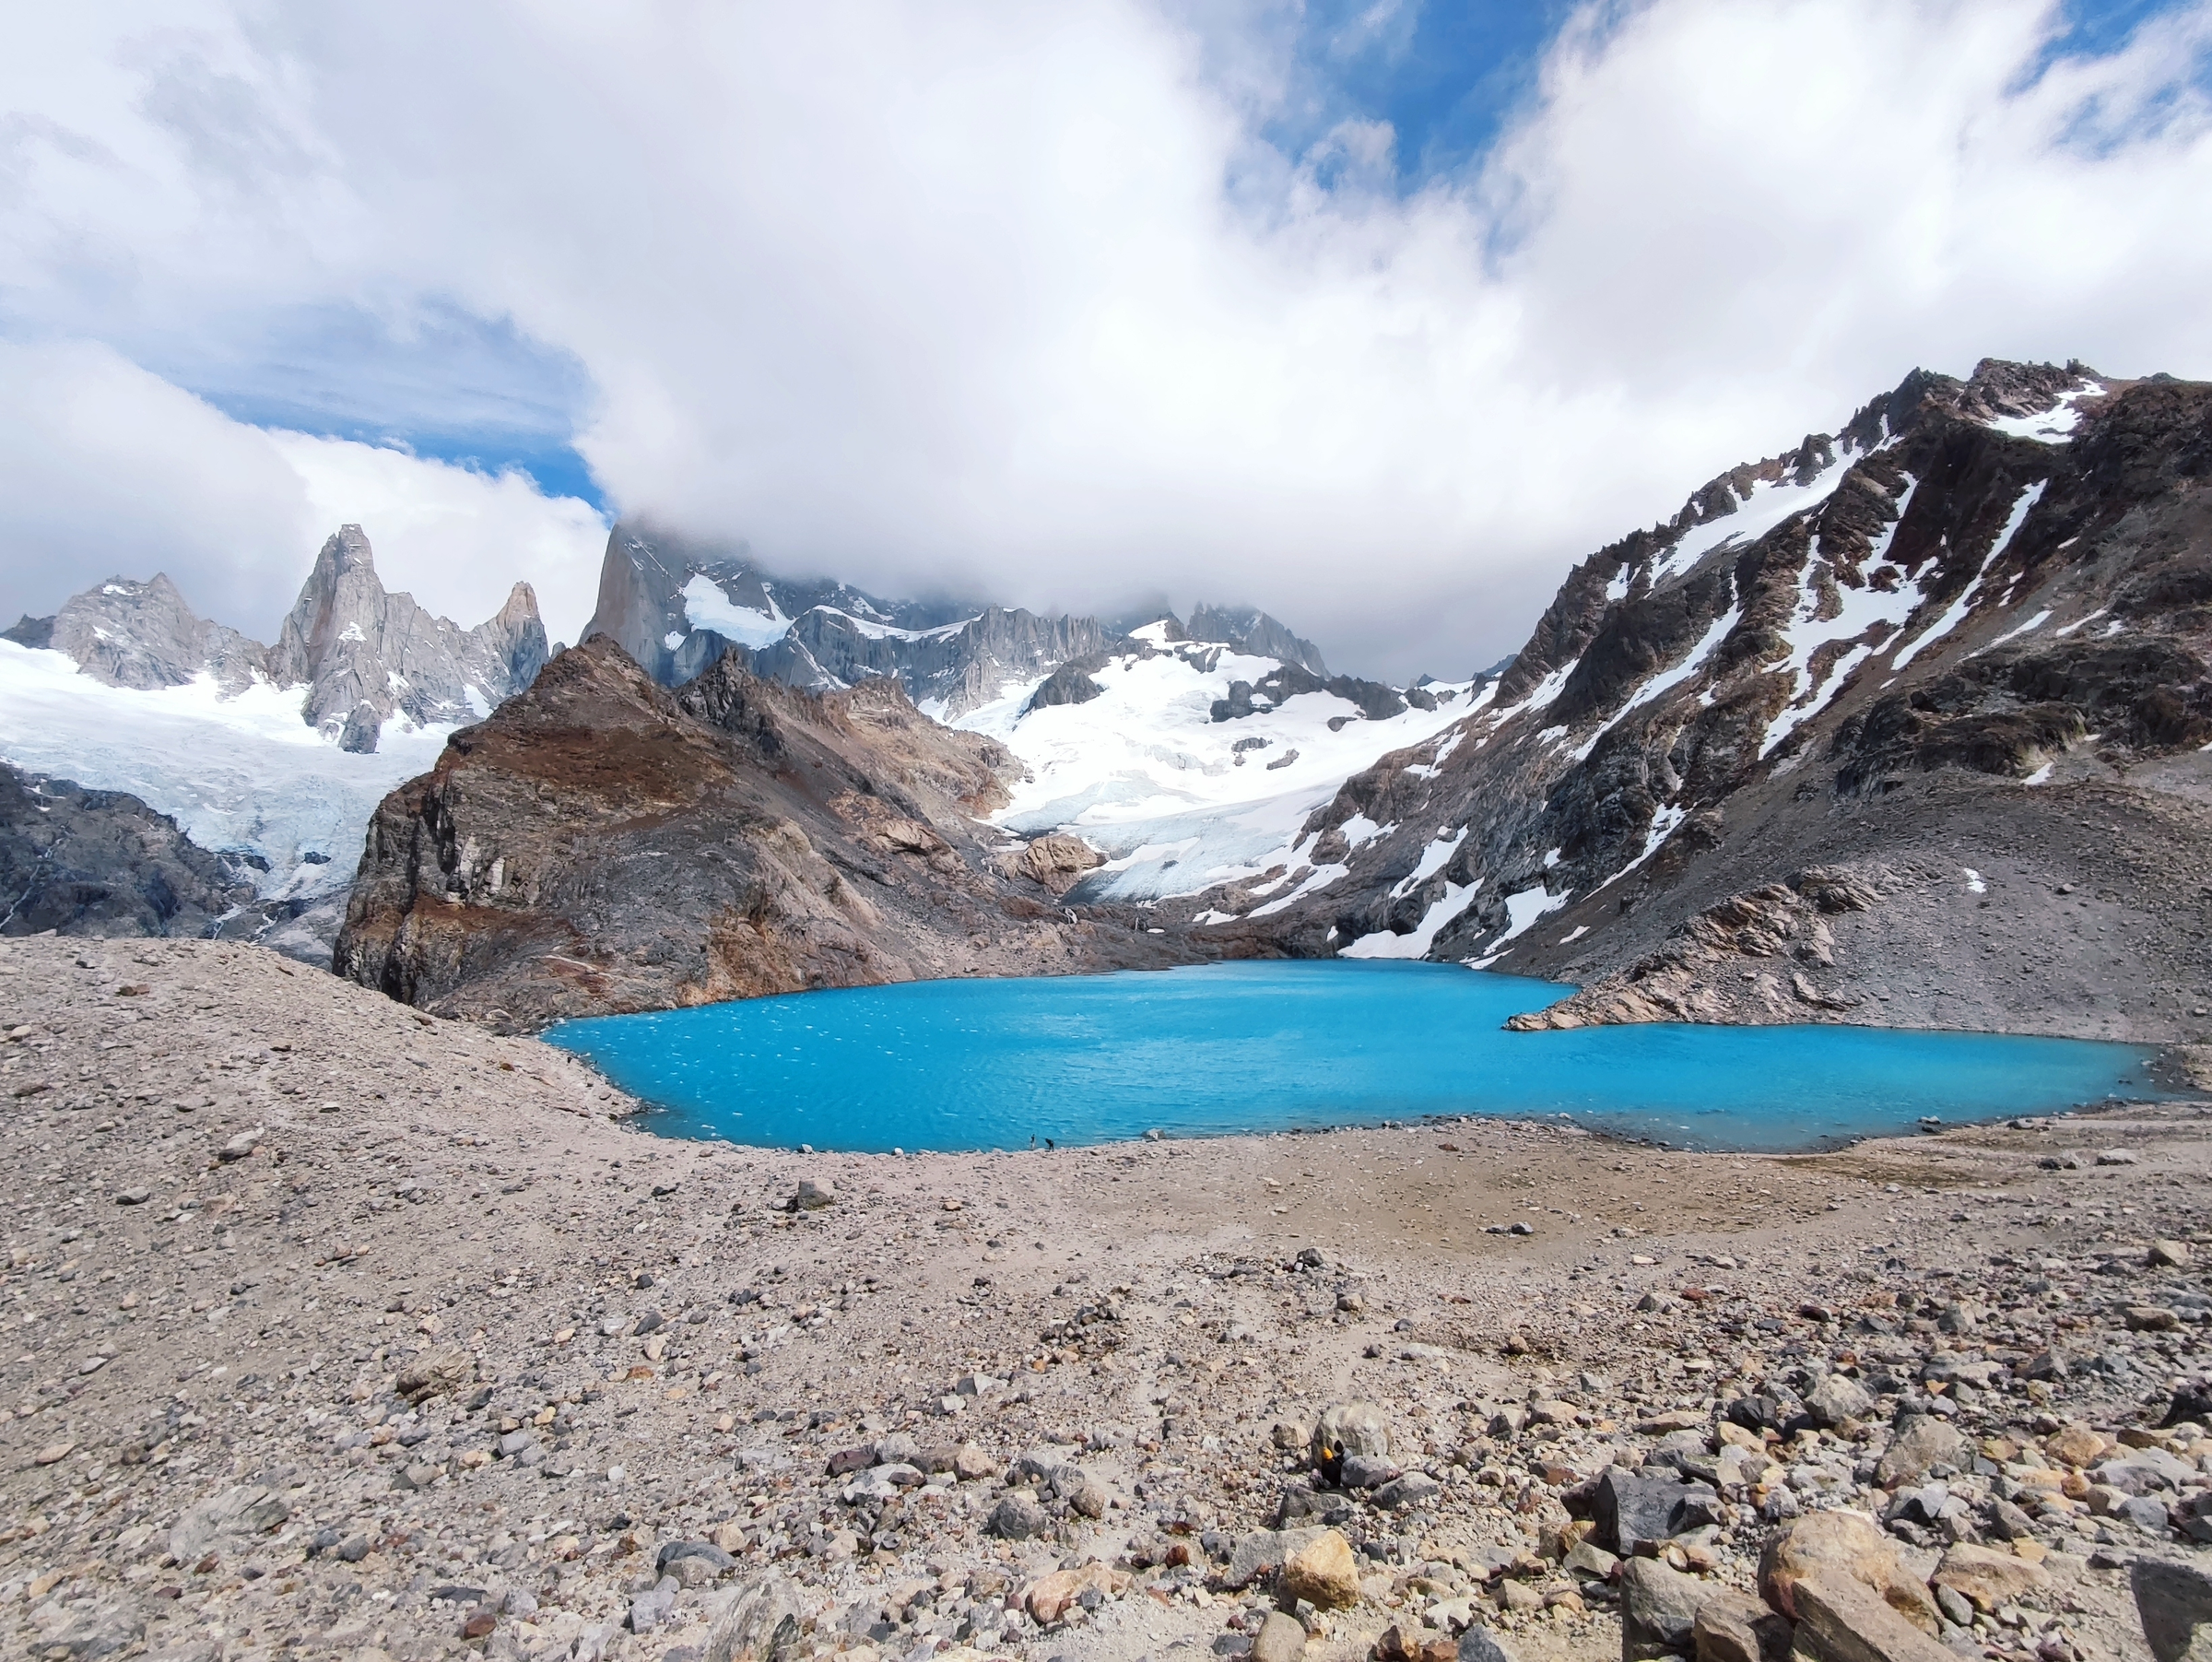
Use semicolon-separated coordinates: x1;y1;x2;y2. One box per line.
4;939;2210;1662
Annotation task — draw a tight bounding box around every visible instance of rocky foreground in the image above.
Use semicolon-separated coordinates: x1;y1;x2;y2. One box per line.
6;939;2212;1662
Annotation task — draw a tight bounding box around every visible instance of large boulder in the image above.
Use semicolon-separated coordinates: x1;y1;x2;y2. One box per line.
1693;1586;1793;1662
1253;1609;1309;1662
1024;1562;1123;1625
2044;1422;2109;1468
1791;1573;1954;1662
985;1493;1049;1539
1620;1558;1709;1660
1875;1415;1967;1488
1224;1527;1327;1591
706;1572;803;1662
1804;1373;1876;1429
1930;1544;2050;1615
1759;1511;1940;1633
2133;1557;2212;1662
1280;1529;1362;1609
1595;1466;1723;1556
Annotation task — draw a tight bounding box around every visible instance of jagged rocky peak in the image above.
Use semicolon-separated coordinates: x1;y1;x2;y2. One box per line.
583;521;940;688
1112;607;1188;643
1186;603;1329;677
267;525;550;754
6;573;269;694
1494;358;2114;713
8;525;550;755
584;520;1103;719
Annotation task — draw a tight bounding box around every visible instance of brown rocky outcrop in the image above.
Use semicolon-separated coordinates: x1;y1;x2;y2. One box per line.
1507;866;1884;1029
334;636;1210;1027
1000;834;1105;894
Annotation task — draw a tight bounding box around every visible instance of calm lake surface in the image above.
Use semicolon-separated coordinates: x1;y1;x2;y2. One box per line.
543;961;2163;1153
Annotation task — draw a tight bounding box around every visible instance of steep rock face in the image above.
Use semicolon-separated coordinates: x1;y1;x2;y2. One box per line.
1191;360;2212;1043
34;575;268;694
584;522;972;681
1022;659;1106;712
583;523;1111;718
15;528;550;757
0;764;257;938
334;637;1218;1028
1188;603;1329;677
268;526;549;752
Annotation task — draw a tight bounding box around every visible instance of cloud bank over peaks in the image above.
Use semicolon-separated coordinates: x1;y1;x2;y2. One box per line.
1;1;2210;678
0;340;608;642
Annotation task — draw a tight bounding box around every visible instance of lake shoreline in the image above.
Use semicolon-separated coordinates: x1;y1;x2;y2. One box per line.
546;960;2170;1158
6;936;2210;1662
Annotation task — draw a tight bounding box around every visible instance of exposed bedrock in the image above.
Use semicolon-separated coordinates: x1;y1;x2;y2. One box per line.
335;637;1231;1028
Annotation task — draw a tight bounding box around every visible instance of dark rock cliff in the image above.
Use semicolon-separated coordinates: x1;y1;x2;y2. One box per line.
0;764;257;939
1178;360;2212;1044
334;637;1227;1028
1187;603;1330;677
584;522;1111;717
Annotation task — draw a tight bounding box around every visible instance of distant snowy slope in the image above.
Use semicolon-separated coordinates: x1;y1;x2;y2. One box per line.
959;630;1475;900
0;641;451;901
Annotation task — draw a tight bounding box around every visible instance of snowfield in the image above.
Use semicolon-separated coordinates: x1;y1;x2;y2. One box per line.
0;642;452;900
958;639;1476;901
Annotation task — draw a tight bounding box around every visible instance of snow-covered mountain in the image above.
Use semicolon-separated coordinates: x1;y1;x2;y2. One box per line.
0;527;547;946
0;512;1426;961
5;525;547;754
1162;358;2212;1043
25;350;2198;1050
583;521;1103;718
577;520;1456;899
957;619;1477;901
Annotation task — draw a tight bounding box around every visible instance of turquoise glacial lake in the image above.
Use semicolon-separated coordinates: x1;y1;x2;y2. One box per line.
542;961;2165;1154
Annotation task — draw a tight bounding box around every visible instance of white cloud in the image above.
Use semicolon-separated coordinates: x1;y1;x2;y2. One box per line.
272;432;607;642
0;339;309;631
0;340;607;640
2;1;2209;677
